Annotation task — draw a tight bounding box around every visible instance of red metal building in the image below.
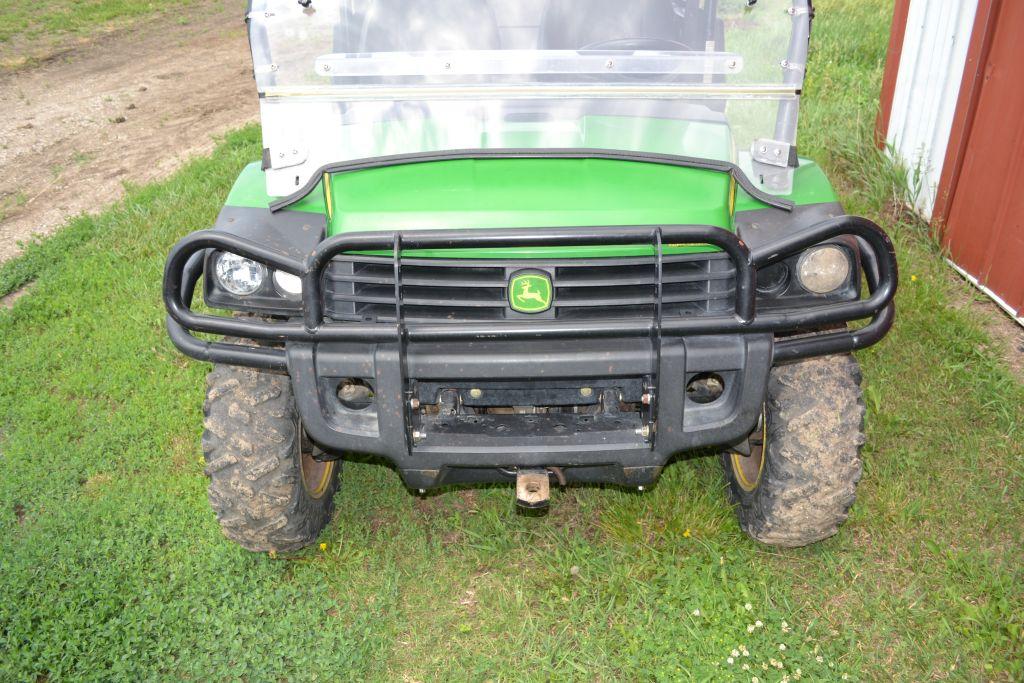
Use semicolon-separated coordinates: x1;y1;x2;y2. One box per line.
878;0;1023;325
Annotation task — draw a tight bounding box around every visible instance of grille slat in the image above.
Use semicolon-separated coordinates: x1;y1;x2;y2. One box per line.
324;252;736;323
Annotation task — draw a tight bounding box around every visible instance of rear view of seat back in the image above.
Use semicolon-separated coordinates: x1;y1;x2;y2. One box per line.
538;0;717;51
359;0;502;52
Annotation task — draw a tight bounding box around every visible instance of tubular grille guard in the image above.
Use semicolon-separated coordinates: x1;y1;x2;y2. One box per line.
163;219;897;370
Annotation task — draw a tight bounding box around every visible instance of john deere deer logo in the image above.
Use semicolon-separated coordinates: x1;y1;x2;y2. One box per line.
508;271;552;313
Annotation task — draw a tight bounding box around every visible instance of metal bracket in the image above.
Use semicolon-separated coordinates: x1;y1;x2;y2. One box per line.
786;6;813;16
752;139;798;168
268;145;308;170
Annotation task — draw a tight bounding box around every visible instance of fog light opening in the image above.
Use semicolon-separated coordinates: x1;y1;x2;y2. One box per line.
686;373;725;404
336;378;375;411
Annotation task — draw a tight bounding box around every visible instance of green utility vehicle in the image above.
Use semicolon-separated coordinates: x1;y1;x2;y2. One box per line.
164;0;897;551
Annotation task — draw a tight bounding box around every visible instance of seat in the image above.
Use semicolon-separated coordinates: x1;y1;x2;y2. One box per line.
359;0;501;53
537;0;694;51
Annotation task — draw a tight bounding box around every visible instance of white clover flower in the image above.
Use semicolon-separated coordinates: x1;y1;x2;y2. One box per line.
815;656;824;663
751;677;760;683
732;649;740;658
744;603;753;611
841;675;848;681
779;643;787;651
727;657;734;665
742;663;750;671
692;609;701;617
747;624;756;633
755;620;763;628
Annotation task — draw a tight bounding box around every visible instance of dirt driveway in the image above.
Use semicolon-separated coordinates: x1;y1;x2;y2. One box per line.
0;1;258;263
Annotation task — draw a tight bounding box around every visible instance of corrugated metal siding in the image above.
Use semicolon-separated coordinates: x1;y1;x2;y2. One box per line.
886;0;978;219
939;0;1024;322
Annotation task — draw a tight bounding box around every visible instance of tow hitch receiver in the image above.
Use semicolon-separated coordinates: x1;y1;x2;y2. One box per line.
515;469;551;509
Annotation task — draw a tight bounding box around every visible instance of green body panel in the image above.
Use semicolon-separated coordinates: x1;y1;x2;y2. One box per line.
225;163;327;215
222;130;840;259
733;159;840;213
324;158;733;258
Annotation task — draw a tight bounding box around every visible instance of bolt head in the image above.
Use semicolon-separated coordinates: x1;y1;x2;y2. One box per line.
469;388;483;399
580;387;593;398
409;398;421;410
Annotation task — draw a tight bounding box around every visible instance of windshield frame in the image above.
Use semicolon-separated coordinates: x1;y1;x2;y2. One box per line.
246;0;813;197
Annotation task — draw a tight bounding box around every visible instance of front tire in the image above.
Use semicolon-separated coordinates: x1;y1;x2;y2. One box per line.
202;364;340;552
721;354;865;547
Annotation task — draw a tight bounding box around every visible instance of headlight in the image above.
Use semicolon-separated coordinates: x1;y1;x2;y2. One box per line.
214;252;267;296
756;262;790;295
796;245;851;294
273;270;303;298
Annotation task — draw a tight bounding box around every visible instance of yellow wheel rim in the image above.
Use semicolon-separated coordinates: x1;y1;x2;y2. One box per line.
731;406;767;492
299;426;335;499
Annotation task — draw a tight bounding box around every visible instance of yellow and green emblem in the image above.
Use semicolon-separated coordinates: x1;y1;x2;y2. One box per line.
508;272;552;313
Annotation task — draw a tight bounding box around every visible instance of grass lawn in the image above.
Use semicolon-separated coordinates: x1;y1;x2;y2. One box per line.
1;0;1022;679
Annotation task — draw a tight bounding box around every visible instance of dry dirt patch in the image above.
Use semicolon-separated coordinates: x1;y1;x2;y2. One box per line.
0;1;258;264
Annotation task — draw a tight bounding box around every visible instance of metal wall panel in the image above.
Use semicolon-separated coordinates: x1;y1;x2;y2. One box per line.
940;0;1024;322
886;0;978;219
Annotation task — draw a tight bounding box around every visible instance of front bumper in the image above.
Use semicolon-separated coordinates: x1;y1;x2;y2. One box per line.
163;220;897;488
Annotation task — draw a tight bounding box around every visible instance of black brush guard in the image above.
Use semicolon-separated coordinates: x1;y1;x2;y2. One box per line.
163;219;896;487
163;219;896;366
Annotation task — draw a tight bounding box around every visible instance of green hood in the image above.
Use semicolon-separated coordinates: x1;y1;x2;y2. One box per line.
224;150;838;260
321;157;735;258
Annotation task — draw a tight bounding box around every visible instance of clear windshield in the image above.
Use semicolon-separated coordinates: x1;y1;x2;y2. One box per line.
248;0;810;196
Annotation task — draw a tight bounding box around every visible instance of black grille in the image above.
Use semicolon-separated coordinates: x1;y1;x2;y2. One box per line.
323;252;736;323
